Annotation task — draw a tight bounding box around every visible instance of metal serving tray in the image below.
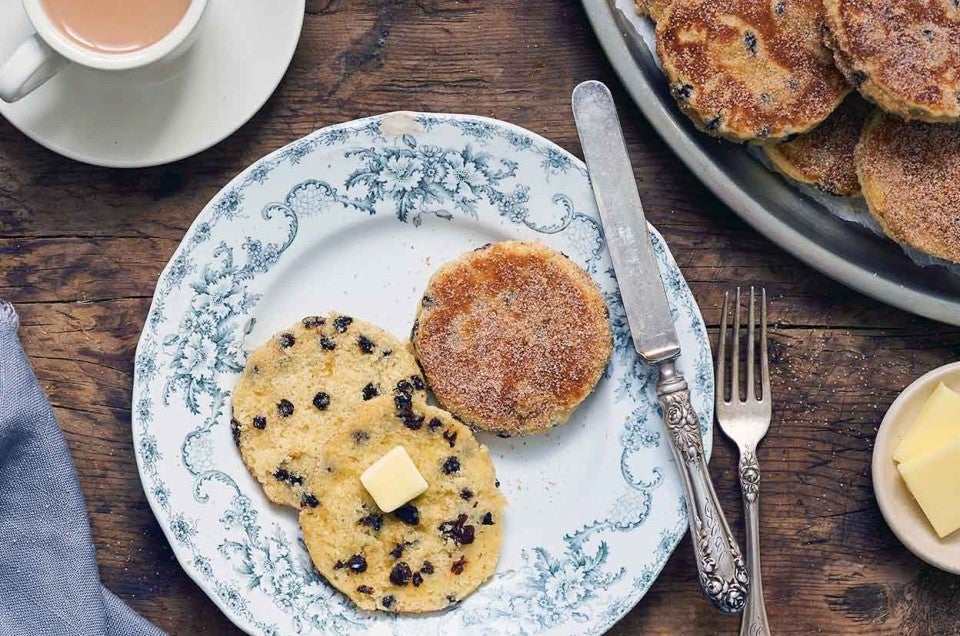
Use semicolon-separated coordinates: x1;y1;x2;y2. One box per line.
581;0;960;325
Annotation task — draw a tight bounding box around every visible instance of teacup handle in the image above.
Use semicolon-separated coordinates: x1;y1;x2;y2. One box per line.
0;34;69;103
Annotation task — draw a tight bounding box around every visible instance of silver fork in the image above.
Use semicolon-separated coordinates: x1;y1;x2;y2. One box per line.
716;288;772;636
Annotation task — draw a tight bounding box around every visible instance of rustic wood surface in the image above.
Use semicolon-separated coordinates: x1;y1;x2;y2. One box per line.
2;1;959;634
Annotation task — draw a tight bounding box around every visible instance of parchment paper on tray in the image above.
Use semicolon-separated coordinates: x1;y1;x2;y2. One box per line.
613;0;960;277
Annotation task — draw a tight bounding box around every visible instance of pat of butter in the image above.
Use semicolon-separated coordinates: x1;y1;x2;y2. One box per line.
360;446;428;513
897;436;960;538
894;383;960;464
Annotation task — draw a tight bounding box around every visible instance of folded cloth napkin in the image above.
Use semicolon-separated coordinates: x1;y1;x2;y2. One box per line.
0;301;165;636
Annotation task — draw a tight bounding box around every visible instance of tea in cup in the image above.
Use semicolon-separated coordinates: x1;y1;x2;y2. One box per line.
0;0;208;103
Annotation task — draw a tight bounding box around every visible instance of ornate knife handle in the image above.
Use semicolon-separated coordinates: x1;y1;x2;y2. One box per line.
657;360;749;614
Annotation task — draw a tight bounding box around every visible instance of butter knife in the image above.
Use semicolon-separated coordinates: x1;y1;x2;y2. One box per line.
572;80;748;614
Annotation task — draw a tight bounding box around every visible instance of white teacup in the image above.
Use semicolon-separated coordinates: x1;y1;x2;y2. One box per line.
0;0;209;103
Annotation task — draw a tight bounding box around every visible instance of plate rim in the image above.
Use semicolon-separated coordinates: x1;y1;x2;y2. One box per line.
132;110;714;635
580;0;960;326
0;0;305;168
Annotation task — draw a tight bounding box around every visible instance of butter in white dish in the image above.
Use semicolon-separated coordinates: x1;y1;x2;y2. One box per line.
360;445;428;513
898;437;960;538
894;382;960;463
893;382;960;538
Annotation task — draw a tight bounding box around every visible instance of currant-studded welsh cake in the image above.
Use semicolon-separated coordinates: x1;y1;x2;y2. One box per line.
231;313;425;508
297;397;505;612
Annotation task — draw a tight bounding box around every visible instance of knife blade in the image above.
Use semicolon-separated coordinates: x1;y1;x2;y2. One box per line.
570;81;679;364
572;79;749;615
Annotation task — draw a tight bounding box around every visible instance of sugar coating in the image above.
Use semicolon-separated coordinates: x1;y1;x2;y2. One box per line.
824;0;960;123
635;0;673;22
297;400;505;613
412;241;612;437
856;111;960;264
231;313;425;508
765;94;873;197
656;0;850;142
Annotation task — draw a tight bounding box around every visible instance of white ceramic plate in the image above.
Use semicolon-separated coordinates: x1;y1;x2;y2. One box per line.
873;362;960;574
132;112;714;635
0;0;304;167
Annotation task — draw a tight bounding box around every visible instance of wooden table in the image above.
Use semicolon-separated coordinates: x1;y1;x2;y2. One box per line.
2;1;958;633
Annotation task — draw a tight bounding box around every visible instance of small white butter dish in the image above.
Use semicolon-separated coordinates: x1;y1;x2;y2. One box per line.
873;361;960;574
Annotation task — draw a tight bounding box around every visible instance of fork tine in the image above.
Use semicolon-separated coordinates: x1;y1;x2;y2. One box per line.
717;291;729;404
761;287;771;402
746;286;756;401
731;287;741;402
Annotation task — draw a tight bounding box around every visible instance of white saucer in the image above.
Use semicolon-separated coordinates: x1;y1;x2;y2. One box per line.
873;361;960;574
0;0;304;168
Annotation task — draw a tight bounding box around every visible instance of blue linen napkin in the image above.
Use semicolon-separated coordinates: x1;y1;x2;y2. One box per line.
0;301;165;636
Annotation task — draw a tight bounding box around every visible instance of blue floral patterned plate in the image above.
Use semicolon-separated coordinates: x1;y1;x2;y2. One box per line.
132;112;714;635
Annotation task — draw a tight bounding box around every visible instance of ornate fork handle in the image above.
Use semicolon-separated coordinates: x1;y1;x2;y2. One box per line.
739;450;771;636
657;360;749;614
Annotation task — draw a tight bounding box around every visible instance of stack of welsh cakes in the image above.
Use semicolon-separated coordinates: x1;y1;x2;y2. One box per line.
641;0;960;265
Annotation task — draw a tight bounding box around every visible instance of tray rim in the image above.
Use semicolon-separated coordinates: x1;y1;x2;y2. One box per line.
580;0;960;326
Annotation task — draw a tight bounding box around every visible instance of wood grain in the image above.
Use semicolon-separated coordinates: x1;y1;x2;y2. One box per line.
2;0;959;634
